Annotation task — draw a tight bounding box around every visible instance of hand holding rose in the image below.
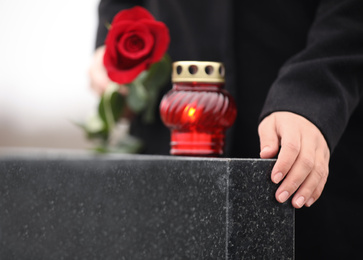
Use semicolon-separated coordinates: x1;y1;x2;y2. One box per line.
89;46;110;95
90;6;170;96
89;46;129;96
84;6;171;152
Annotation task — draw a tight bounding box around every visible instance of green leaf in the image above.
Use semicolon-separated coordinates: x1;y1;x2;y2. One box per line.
132;70;149;85
123;54;172;123
85;114;105;132
104;21;111;30
144;54;172;90
98;82;125;131
78;114;108;141
79;54;172;154
142;54;172;123
126;81;149;113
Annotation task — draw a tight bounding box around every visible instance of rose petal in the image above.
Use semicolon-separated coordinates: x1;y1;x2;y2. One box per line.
117;24;154;60
103;7;170;84
118;32;154;60
112;6;155;23
106;58;149;84
142;20;170;63
105;21;134;61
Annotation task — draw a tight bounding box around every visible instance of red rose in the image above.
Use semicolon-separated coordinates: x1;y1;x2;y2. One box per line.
103;6;170;84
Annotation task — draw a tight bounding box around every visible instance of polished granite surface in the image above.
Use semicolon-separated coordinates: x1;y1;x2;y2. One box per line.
0;152;294;259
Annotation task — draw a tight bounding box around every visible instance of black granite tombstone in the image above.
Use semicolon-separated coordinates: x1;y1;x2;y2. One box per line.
0;152;294;259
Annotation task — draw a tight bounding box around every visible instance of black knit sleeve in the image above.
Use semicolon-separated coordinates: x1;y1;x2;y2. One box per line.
95;0;144;49
259;0;363;151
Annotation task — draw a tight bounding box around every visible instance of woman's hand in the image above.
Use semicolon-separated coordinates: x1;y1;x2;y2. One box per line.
89;46;128;95
258;111;330;208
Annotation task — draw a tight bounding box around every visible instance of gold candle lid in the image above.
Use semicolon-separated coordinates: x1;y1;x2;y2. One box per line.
172;61;225;83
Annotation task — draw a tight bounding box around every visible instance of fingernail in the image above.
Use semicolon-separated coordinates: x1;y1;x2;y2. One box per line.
260;146;271;157
273;172;283;184
305;198;315;207
278;191;290;203
261;146;270;153
296;196;305;208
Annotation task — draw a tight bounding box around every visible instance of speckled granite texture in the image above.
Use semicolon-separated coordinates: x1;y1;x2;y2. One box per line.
0;153;294;259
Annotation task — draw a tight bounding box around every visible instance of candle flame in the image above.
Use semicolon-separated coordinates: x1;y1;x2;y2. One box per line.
182;105;198;123
187;107;196;117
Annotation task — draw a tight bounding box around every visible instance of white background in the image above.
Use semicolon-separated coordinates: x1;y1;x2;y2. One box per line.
0;0;100;149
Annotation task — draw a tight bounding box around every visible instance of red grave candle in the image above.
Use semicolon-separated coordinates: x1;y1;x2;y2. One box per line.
160;61;237;156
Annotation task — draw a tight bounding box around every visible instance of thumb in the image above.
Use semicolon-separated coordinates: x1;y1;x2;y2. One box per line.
258;115;280;158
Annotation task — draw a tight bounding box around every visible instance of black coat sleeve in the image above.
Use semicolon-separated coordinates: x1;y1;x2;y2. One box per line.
95;0;144;48
259;0;363;152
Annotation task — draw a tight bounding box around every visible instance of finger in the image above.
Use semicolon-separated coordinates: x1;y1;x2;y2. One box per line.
258;116;280;159
304;149;329;207
89;66;110;94
89;46;110;95
305;175;328;207
293;159;328;208
298;134;330;207
290;159;324;208
270;128;301;184
275;137;316;204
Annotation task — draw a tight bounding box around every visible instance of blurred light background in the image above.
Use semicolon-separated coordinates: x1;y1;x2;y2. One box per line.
0;0;100;149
